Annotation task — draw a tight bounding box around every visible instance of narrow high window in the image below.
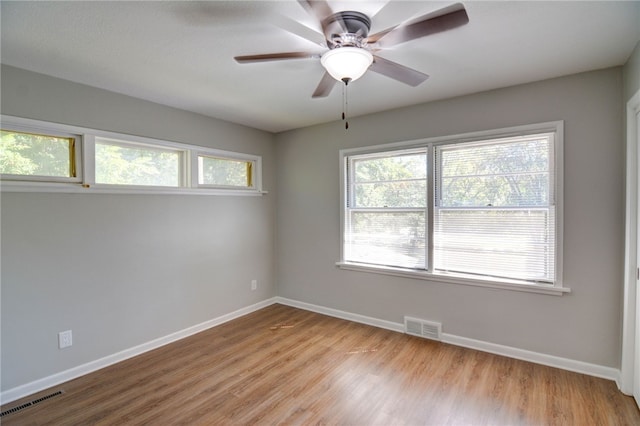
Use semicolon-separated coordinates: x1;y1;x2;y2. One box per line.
94;138;184;187
1;129;80;182
197;155;254;189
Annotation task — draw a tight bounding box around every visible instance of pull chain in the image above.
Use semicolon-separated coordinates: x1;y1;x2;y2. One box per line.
342;78;351;130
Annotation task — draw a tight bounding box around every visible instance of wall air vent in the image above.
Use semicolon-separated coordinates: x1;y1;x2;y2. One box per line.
404;316;442;341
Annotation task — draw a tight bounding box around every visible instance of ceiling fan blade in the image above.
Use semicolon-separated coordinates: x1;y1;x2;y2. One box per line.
272;14;326;47
234;52;320;63
367;3;468;47
298;0;334;23
369;55;429;87
297;0;346;34
312;71;337;98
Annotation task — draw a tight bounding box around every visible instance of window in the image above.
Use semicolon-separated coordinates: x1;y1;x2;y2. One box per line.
0;115;264;195
434;135;555;283
340;122;564;293
95;138;184;187
345;149;427;269
0;128;80;182
197;155;254;188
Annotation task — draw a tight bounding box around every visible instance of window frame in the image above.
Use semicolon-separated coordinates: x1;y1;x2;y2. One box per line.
338;121;567;296
432;133;557;283
0;123;83;183
92;136;188;188
345;147;429;269
193;151;259;190
1;115;265;196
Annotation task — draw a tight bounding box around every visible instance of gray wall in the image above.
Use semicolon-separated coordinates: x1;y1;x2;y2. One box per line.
1;66;277;391
275;67;624;368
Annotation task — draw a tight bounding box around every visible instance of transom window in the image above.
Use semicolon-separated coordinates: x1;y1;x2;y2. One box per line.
1;128;80;182
340;122;563;290
197;155;254;188
95;138;184;187
0;115;263;195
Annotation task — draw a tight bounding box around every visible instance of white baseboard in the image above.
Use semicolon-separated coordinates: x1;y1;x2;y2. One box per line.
2;296;622;405
1;298;278;405
275;297;405;333
441;334;621;385
276;297;621;386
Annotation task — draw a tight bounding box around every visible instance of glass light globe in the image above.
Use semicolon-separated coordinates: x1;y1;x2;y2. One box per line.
321;47;373;83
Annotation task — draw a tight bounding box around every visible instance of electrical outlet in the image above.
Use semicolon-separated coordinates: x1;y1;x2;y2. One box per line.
251;280;257;291
58;330;72;349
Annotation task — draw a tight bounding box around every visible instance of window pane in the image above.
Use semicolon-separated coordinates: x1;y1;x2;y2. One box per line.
354;153;426;182
352;152;427;208
198;156;252;187
434;209;555;282
438;138;551;207
346;211;426;269
95;141;181;186
354;180;426;208
1;129;74;177
347;150;427;269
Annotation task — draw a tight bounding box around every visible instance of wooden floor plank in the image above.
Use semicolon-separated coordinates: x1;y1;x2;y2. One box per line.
2;304;639;425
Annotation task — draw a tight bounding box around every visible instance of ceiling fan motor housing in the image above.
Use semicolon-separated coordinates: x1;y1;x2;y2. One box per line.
323;11;371;48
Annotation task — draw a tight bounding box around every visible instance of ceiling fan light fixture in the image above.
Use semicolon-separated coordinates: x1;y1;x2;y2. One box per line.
321;47;373;83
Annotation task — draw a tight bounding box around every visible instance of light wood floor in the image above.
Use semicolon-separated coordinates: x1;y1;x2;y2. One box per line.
2;304;639;425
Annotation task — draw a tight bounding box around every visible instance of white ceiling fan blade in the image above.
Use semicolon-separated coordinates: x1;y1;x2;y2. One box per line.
272;14;327;47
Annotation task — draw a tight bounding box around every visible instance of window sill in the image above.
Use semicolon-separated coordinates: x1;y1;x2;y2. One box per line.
335;261;570;296
0;181;267;196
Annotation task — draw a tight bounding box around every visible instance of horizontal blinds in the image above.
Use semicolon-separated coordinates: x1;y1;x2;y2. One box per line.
434;208;555;282
346;210;426;269
434;135;555;282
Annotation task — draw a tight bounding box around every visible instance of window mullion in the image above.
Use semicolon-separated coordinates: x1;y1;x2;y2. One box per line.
82;134;95;187
189;150;198;188
427;144;435;273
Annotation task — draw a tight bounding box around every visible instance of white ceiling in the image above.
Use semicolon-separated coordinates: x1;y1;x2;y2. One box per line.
1;1;639;133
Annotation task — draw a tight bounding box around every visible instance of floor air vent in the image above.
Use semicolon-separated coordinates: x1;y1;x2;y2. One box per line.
0;390;64;417
404;316;442;341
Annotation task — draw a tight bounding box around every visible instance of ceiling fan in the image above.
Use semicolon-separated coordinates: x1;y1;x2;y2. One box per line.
234;1;469;98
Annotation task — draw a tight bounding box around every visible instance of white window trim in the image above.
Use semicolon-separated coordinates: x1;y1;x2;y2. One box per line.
1;115;266;196
338;121;567;296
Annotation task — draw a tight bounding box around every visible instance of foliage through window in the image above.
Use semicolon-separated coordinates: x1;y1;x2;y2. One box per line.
95;139;182;187
1;129;78;180
342;125;561;288
198;155;253;188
